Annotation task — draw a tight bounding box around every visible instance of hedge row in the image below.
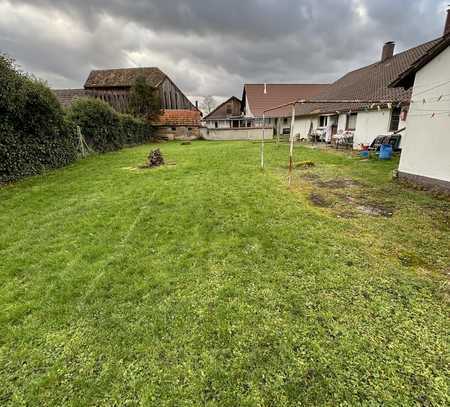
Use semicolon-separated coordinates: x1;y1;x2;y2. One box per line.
0;55;154;184
66;98;153;154
0;55;78;183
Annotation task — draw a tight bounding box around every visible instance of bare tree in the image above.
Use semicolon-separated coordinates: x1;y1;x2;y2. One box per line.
200;95;217;115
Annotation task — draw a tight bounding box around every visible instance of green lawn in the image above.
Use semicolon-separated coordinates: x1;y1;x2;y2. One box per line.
0;141;449;406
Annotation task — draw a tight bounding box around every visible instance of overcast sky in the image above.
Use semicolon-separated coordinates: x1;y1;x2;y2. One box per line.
0;0;448;102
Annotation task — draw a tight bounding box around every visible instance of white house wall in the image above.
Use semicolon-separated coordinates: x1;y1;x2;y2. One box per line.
205;120;232;129
399;46;450;184
337;114;347;132
353;109;391;147
293;116;319;139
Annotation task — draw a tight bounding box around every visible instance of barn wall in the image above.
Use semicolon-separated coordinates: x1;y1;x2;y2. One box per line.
155;126;201;140
159;78;194;110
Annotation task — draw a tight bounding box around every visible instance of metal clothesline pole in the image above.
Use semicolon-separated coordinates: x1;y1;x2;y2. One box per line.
261;112;265;169
260;97;404;185
288;103;297;186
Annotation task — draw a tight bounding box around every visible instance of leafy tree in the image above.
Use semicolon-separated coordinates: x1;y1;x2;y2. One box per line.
128;76;161;121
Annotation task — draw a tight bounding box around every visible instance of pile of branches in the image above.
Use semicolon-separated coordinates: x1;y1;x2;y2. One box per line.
145;148;165;168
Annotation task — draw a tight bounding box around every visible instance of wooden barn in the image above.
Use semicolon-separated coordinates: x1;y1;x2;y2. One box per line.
54;67;197;113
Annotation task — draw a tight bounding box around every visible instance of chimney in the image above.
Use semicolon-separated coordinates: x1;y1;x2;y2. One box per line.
264;83;267;94
195;100;199;109
381;41;395;62
444;8;450;36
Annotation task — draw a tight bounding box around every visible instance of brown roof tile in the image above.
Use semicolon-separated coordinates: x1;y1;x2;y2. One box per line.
154;109;201;127
84;67;166;89
53;89;91;108
295;38;443;116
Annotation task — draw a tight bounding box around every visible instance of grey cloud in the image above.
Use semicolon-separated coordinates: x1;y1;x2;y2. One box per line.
1;0;447;97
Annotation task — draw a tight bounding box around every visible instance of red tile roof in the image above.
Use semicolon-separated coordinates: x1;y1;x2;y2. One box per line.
154;109;201;127
243;84;330;118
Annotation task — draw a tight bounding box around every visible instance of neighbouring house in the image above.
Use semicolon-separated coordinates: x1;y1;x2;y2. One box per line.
389;15;450;192
241;84;330;136
203;97;245;129
153;109;204;140
54;67;196;112
292;33;447;148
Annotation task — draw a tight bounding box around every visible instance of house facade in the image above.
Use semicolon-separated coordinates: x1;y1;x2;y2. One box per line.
390;19;450;192
292;39;442;148
203;97;244;129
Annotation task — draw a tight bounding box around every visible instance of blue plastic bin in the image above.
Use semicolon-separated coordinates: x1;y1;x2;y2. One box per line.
360;150;369;158
379;144;393;160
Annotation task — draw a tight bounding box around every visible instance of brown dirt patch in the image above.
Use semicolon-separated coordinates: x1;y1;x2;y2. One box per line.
310;193;332;208
315;178;363;189
345;196;394;217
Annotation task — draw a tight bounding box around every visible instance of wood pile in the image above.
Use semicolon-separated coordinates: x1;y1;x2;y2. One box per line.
146;148;165;167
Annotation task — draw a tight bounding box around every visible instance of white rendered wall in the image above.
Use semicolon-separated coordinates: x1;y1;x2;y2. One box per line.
353;109;391;146
399;46;450;183
293;116;319;139
337;114;347;132
205;120;232;129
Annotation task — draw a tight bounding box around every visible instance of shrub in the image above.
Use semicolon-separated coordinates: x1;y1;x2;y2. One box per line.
0;55;77;183
119;113;154;146
66;98;154;153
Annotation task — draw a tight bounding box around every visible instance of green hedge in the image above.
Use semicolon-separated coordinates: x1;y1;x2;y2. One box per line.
66;98;154;153
1;55;154;184
0;55;77;183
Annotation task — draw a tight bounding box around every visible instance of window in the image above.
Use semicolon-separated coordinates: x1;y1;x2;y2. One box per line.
389;107;401;132
226;104;232;115
283;118;288;125
171;127;176;131
346;113;357;131
188;127;192;131
319;116;328;127
215;122;218;129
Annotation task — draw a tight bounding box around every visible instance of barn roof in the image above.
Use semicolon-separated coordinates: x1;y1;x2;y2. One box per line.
53;89;91;108
84;67;167;89
243;84;330;118
293;37;443;117
154;109;202;127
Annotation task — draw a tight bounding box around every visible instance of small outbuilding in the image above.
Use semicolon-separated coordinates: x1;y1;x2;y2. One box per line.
153;109;204;140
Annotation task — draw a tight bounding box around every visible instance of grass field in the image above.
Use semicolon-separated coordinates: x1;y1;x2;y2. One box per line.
0;141;449;406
